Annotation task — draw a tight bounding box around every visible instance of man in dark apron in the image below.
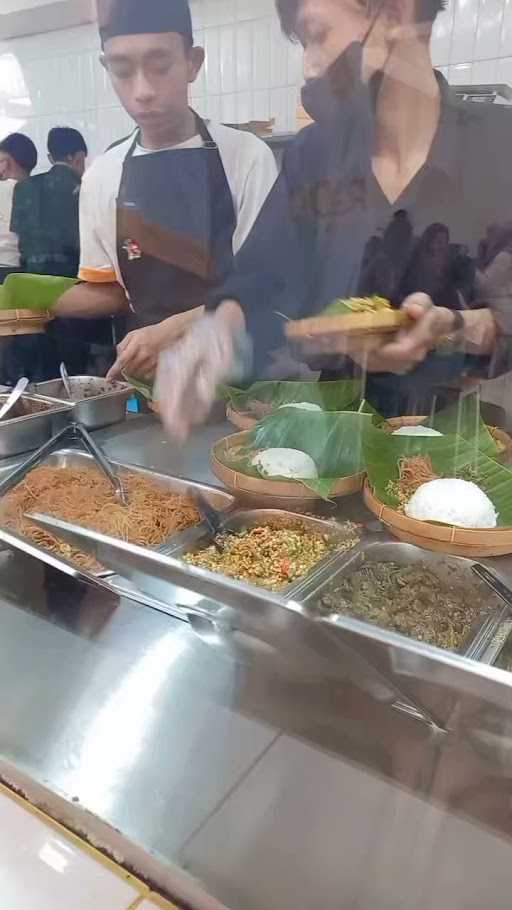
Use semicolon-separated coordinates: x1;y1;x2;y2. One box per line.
54;0;277;381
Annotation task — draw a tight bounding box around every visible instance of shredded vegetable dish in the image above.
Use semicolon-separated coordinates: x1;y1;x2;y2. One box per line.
314;561;490;650
184;523;359;591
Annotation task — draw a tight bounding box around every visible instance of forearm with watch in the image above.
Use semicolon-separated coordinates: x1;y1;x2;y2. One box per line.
439;308;497;355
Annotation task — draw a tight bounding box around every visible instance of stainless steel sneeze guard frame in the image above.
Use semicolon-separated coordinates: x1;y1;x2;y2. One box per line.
21;501;512;679
0;447;236;578
16;510;501;731
34;376;133;430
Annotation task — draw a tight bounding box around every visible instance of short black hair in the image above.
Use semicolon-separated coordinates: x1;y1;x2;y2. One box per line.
0;133;38;174
276;0;446;39
48;127;88;161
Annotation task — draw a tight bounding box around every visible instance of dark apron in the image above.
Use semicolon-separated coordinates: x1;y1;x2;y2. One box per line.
117;116;236;331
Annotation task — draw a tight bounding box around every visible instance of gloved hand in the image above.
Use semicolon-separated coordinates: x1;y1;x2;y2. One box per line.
156;302;252;444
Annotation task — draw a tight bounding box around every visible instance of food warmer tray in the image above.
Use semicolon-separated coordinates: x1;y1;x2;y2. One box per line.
166;509;362;596
292;538;512;663
0;394;73;459
0;447;236;579
34;377;133;430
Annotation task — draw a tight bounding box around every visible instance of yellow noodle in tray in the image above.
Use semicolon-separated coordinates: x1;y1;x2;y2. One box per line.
0;464;200;572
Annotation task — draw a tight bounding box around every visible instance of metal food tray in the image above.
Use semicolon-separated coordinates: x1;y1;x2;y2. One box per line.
170;509;362;596
0;447;236;578
294;538;511;662
34;377;133;430
0;394;73;459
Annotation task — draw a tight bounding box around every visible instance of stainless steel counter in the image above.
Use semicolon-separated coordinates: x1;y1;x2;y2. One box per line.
2;415;512;909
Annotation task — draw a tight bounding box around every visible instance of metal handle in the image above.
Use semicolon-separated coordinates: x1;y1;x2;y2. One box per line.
472;564;512;610
59;362;73;400
0;423;73;497
75;423;128;504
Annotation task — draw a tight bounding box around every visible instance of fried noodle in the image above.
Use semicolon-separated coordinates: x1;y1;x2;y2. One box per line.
0;465;200;571
387;455;439;510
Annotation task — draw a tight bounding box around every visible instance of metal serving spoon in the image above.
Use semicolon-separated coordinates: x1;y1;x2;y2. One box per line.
193;491;229;552
0;376;29;422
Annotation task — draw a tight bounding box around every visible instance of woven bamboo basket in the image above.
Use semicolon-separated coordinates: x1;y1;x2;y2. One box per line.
363;480;512;557
212;430;364;511
0;308;51;337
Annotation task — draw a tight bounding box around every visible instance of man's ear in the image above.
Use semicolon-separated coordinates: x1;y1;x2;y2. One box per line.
188;45;205;84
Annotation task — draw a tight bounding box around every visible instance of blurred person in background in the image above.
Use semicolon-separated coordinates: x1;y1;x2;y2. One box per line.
0;180;21;285
157;0;512;439
0;134;37;383
8;127;91;377
0;133;37;282
0;133;37;186
12;126;87;278
53;0;277;383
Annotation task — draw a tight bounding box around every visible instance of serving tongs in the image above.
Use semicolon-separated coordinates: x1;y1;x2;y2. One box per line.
0;421;128;505
472;564;512;610
76;423;128;505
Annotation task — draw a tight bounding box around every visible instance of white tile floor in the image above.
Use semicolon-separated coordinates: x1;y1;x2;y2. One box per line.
0;789;143;910
139;900;171;910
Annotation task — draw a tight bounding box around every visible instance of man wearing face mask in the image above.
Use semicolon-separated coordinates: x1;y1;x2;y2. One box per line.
53;0;277;382
159;0;511;440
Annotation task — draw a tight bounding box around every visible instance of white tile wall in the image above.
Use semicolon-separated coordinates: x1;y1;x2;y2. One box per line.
0;0;511;168
432;0;512;84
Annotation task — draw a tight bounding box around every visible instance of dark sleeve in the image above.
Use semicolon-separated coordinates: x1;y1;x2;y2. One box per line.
208;142;318;370
10;181;31;268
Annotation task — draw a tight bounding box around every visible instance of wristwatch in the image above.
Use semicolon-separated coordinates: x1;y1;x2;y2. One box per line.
438;310;465;352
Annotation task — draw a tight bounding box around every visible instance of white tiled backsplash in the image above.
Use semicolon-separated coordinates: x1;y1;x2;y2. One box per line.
0;0;511;166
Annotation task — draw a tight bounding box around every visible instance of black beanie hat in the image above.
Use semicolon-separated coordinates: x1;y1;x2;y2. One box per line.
0;133;38;173
99;0;193;46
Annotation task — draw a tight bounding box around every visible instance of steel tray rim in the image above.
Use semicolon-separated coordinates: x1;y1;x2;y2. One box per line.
171;507;363;597
294;537;510;661
34;376;133;405
0;446;236;578
0;393;73;425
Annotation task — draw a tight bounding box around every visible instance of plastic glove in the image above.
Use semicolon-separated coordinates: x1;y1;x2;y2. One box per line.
156;305;252;444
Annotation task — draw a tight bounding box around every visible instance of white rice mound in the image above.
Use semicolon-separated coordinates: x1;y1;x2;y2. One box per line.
392;425;443;437
251;448;319;480
278;402;323;412
405;478;498;529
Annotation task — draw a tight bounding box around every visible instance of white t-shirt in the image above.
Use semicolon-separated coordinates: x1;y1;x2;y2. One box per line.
78;121;277;287
0;179;20;269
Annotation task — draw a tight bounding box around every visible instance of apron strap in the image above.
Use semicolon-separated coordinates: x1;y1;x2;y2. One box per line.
122;111;218;165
